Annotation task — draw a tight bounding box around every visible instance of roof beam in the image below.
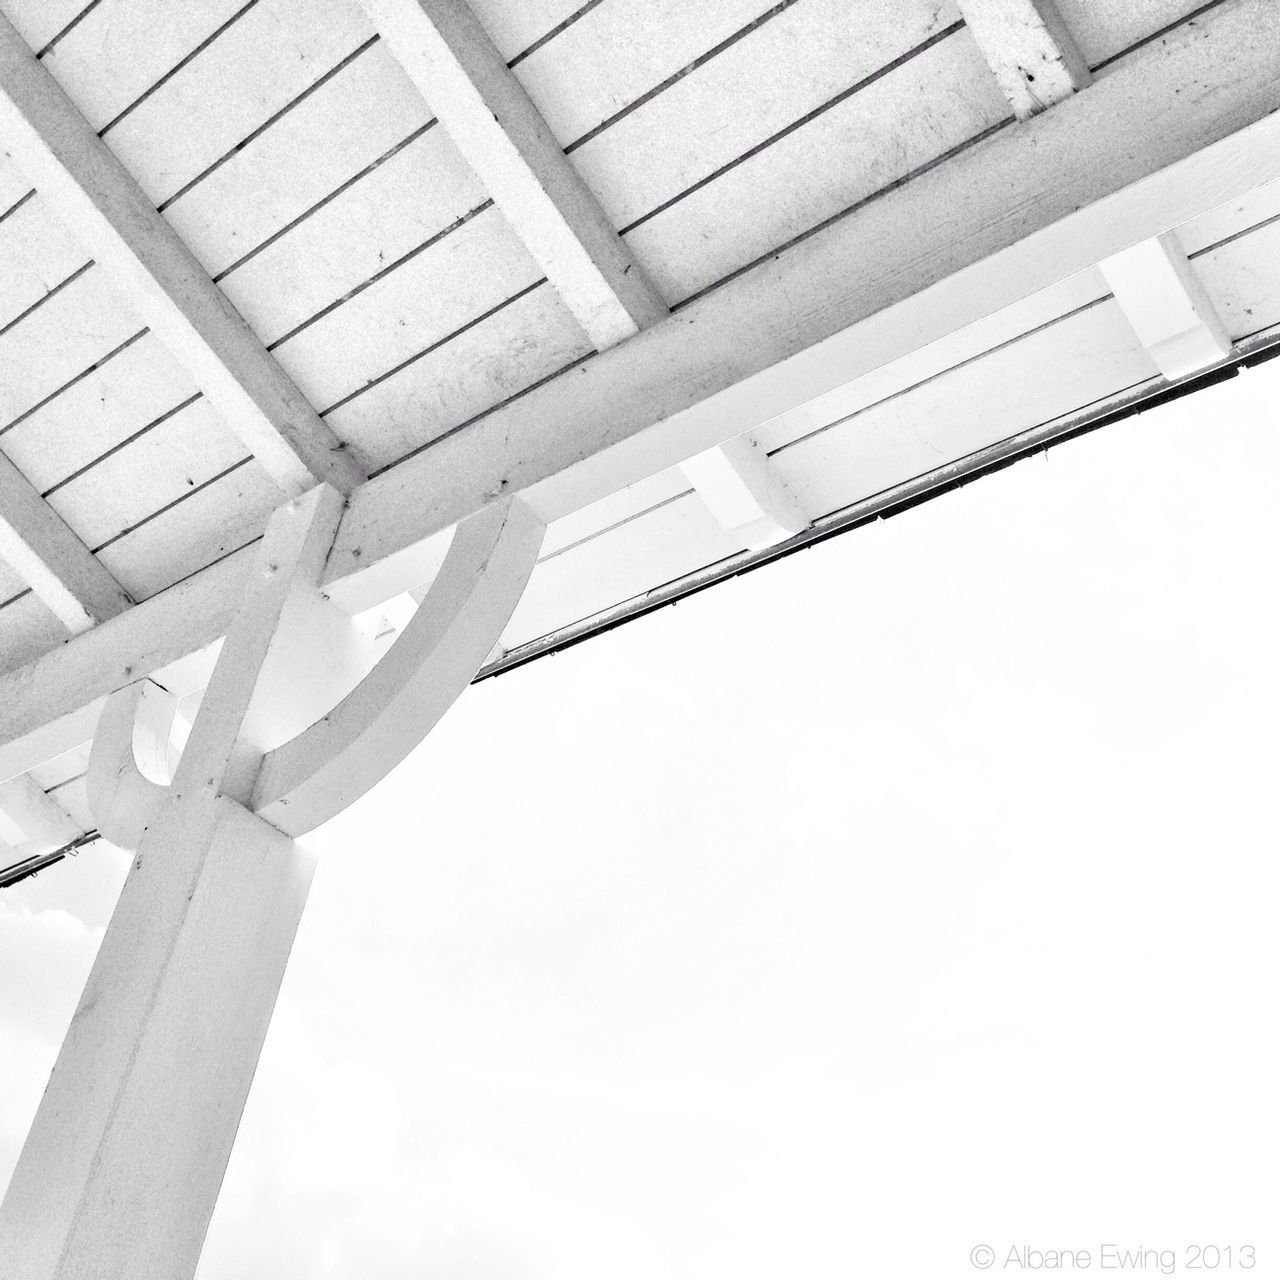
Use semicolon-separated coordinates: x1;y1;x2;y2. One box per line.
0;772;82;854
956;0;1091;120
357;0;668;350
0;449;131;633
680;436;809;551
3;0;1279;772
1099;233;1231;380
0;14;365;498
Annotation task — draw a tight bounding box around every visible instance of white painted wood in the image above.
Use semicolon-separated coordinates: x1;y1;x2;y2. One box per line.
0;330;204;494
255;497;543;834
358;0;669;349
0;771;81;850
264;205;538;405
1052;0;1205;68
324;280;591;472
164;41;438;280
1179;176;1280;257
0;790;314;1280
623;28;1007;304
3;8;1280;775
957;0;1090;120
332;10;1280;586
769;297;1154;516
0;185;87;331
0;13;365;496
99;0;375;206
569;0;965;233
1190;213;1280;342
510;0;795;146
680;435;808;550
95;459;282;602
0;449;131;631
171;484;364;805
35;1;253;132
85;681;174;849
1099;233;1231;378
466;0;586;62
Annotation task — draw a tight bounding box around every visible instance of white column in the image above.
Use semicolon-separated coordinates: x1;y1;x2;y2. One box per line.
0;792;313;1280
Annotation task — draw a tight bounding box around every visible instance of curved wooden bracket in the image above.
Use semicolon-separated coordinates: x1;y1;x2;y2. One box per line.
251;497;543;836
86;680;178;850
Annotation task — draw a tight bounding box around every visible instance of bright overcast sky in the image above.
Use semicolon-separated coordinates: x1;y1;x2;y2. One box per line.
3;362;1279;1278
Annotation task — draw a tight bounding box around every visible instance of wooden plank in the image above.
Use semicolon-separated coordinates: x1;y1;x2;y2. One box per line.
511;0;786;146
163;40;434;279
767;299;1156;515
46;399;247;553
0;188;88;332
956;0;1091;119
359;0;669;348
268;205;541;411
569;0;965;232
466;0;588;62
1191;214;1280;341
1053;0;1208;67
0;449;132;632
36;0;253;132
96;462;280;602
222;142;491;358
100;0;374;205
1;331;204;493
0;12;365;497
325;280;591;470
4;4;1279;765
0;263;142;430
1179;176;1280;256
0;1;90;53
623;28;1008;303
752;268;1110;453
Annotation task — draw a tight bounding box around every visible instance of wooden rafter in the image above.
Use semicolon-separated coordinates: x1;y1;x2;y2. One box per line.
0;449;131;633
0;13;365;498
358;0;669;350
3;0;1280;778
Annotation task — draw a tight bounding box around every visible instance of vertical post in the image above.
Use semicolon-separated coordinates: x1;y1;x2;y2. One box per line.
0;486;349;1280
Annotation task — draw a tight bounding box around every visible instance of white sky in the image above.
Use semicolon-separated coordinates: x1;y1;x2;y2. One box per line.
3;363;1279;1278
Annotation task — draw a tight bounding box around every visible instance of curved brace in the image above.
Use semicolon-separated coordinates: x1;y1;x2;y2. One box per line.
251;497;543;836
86;681;177;850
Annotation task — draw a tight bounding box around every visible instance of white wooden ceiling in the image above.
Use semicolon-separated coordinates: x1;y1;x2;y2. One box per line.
2;0;1279;848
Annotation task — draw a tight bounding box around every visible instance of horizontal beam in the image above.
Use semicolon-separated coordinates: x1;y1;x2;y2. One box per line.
0;451;132;632
359;0;668;350
0;14;364;498
3;0;1280;773
330;0;1280;578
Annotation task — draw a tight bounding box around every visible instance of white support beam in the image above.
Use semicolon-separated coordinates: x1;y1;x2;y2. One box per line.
0;450;131;632
957;0;1091;120
680;435;809;550
358;0;668;350
1098;233;1232;380
0;772;82;852
0;14;365;498
3;0;1280;776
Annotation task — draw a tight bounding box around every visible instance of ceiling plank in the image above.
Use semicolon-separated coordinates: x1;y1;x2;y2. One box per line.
357;0;669;351
3;0;1279;771
956;0;1091;120
0;450;131;633
0;13;365;498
